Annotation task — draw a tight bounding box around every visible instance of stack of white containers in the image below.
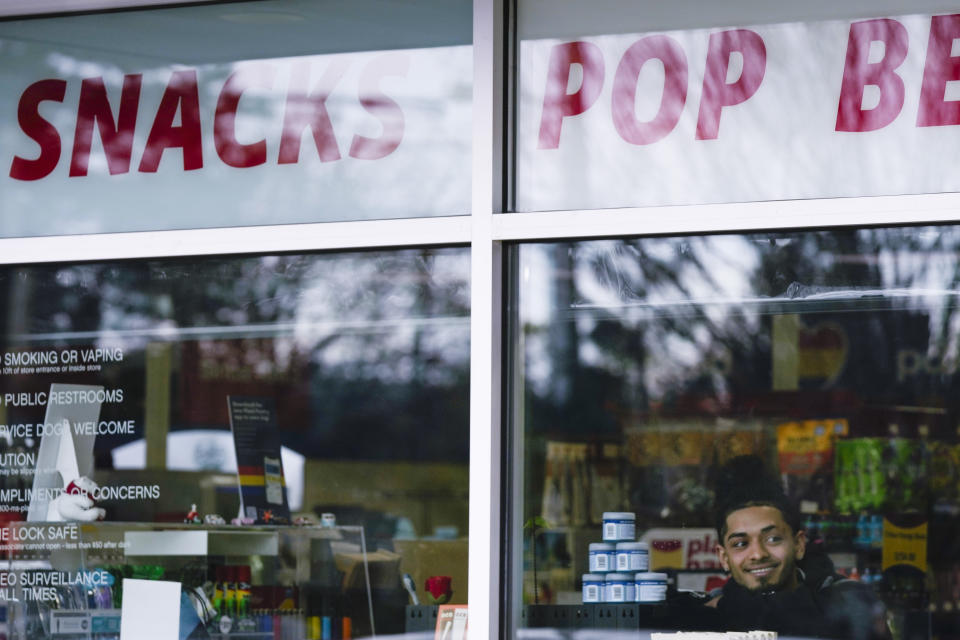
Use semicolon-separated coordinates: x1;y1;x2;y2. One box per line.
581;512;667;604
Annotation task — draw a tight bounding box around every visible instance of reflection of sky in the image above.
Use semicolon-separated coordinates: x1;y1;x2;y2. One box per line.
520;227;960;405
521;237;761;399
111;431;304;510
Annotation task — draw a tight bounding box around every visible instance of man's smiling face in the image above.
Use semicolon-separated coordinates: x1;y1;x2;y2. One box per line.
716;505;806;593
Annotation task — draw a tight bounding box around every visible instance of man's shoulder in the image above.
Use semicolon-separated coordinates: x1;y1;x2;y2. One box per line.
813;573;891;639
662;590;726;630
815;573;882;597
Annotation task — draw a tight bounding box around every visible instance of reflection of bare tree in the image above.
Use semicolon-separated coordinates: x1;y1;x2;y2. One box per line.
523;225;960;435
0;248;471;462
520;226;960;529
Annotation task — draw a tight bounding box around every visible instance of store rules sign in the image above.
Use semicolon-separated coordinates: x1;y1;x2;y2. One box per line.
226;396;290;525
519;13;960;211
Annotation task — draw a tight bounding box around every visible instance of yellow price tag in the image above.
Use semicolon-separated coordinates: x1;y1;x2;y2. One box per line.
882;519;927;572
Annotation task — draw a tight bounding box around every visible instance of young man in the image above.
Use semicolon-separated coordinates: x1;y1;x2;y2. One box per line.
698;456;889;640
713;502;806;598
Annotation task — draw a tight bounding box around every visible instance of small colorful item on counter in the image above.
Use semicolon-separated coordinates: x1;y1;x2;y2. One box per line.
424;575;452;605
203;513;226;525
54;476;106;521
185;503;201;524
402;573;419;605
602;512;636;541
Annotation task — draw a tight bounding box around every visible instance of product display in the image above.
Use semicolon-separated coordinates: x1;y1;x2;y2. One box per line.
616;542;650;572
575;511;666;604
602;512;636;542
604;573;635;603
0;523;373;640
635;572;668;603
588;543;616;573
581;574;603;603
531;408;958;638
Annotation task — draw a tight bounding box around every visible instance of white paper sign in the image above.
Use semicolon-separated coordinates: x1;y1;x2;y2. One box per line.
120;579;181;640
518;13;960;211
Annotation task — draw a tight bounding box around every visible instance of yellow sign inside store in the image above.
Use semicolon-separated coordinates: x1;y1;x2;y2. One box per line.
882;519;927;572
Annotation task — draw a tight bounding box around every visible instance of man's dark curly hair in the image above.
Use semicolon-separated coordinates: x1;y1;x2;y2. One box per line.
713;454;801;540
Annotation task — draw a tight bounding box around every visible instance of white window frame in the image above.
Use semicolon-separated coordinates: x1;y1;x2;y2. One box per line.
3;2;960;640
0;0;219;17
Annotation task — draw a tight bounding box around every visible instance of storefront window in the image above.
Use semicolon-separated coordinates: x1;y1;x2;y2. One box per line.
516;2;960;212
0;247;470;638
0;0;472;236
509;226;960;640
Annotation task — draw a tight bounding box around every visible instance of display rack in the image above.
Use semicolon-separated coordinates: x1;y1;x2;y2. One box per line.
0;521;373;640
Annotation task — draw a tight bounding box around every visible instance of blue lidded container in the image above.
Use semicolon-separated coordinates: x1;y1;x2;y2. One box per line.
602;512;636;541
635;572;668;603
588;542;616;573
582;574;604;603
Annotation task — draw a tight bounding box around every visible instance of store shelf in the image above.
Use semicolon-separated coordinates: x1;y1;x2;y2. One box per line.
124;529;278;556
525;603;670;631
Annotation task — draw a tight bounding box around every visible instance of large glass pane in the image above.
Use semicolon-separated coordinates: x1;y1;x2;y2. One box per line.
509;226;960;640
0;247;470;638
516;1;960;212
0;0;472;235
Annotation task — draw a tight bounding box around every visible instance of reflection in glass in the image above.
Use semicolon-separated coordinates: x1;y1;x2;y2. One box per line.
0;247;470;636
510;226;960;639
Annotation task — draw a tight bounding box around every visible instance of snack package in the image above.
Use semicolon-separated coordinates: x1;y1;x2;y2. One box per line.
928;441;959;505
883;438;928;513
714;423;765;464
834;438;885;513
777;419;848;511
625;427;662;466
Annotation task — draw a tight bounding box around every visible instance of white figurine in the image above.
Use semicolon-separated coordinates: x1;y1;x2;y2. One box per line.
51;476;105;522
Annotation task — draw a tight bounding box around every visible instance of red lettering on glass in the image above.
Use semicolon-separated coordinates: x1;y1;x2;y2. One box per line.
835;19;908;132
611;35;688;145
918;14;960;127
138;69;203;172
69;74;142;177
537;41;605;149
278;60;347;164
349;54;409;160
214;65;275;168
696;29;766;140
9;79;67;181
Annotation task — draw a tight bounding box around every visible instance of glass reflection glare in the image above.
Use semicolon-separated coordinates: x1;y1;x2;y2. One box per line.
511;225;960;637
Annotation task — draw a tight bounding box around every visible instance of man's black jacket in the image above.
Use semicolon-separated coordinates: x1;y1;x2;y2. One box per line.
665;551;889;640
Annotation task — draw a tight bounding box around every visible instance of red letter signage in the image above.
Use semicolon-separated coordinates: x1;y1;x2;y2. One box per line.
538;41;605;149
918;14;960;127
836;19;909;132
139;70;204;172
696;29;767;140
70;74;142;177
611;35;688;146
9;79;67;181
349;55;409;160
278;60;347;164
214;65;274;168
